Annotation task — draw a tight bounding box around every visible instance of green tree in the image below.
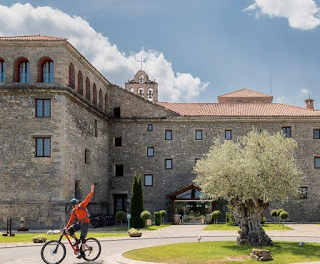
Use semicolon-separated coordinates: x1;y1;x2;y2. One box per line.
130;174;144;228
140;210;151;227
115;211;126;225
194;130;302;246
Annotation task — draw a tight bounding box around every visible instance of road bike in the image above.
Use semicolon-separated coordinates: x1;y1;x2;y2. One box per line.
40;229;101;264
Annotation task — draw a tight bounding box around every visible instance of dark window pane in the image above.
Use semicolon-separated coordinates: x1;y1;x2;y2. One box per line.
225;130;232;140
113;107;121;118
36;138;43;156
144;175;153;186
282;127;291;138
196;130;202;140
115;137;122;147
44;138;51;157
315;158;320;168
165;159;172;169
147;147;154;157
115;165;124;176
299;187;308;199
44;100;50;117
147;124;153;131
165;130;172;140
36;100;43;117
314;130;320;139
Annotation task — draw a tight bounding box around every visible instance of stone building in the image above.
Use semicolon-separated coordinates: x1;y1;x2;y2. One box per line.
1;35;320;228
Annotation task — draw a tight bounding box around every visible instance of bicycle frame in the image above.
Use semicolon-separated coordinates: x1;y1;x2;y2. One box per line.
54;230;79;254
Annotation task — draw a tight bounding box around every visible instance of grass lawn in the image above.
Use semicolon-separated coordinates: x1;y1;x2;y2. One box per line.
203;223;293;231
123;241;320;264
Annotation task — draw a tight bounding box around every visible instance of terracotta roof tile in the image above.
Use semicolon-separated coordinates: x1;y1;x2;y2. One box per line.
156;102;320;117
0;35;66;41
219;88;272;98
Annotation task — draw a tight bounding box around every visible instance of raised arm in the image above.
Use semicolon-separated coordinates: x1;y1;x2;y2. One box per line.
80;184;94;208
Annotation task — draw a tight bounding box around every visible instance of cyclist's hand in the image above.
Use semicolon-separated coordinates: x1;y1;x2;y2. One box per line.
63;226;68;233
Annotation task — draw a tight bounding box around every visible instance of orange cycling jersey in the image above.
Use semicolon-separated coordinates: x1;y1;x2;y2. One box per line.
66;191;93;228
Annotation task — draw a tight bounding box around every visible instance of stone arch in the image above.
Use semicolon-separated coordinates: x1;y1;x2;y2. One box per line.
13;57;29;83
38;56;54;83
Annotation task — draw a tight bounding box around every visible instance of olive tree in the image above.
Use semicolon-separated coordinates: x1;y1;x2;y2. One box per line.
194;130;302;246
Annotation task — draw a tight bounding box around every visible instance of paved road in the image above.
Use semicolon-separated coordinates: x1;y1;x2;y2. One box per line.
1;224;320;264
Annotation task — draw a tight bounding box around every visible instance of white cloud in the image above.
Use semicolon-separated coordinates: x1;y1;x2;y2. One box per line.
0;3;208;102
300;88;309;96
245;0;320;30
275;95;287;103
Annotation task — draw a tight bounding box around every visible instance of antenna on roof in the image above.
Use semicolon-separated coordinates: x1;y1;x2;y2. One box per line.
269;73;273;95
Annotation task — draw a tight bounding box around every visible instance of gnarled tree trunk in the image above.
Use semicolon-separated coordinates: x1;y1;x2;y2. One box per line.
231;198;272;246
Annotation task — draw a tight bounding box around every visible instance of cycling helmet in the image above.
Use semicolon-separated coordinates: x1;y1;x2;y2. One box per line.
70;198;79;205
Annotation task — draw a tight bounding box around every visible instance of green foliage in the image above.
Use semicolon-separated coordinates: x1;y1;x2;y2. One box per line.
226;205;237;226
271;209;278;217
160;210;167;217
278;208;285;216
140;210;151;225
280;210;289;221
154;211;161;226
128;228;142;237
115;211;126;224
261;216;267;224
211;210;221;224
130;174;144;228
32;235;47;243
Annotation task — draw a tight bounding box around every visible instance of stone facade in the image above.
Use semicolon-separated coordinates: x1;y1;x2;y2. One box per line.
1;35;320;229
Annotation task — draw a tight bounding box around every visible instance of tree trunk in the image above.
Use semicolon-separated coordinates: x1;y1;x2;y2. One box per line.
231;198;272;246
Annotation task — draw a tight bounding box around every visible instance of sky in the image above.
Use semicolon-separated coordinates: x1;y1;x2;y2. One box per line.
1;0;320;107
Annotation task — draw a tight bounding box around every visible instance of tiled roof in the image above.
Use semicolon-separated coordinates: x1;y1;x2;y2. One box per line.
219;88;272;98
156;102;320;117
0;35;66;41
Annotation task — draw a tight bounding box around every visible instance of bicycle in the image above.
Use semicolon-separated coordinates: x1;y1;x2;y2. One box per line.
41;229;101;264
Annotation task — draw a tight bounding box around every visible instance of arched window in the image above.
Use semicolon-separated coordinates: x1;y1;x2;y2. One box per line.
38;57;54;83
0;58;6;83
104;94;108;112
99;89;103;109
85;77;90;100
69;63;75;88
139;75;144;83
14;57;30;83
92;84;97;104
147;88;154;101
138;88;144;97
78;70;83;95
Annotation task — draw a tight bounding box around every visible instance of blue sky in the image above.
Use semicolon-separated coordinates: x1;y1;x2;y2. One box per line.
1;0;320;107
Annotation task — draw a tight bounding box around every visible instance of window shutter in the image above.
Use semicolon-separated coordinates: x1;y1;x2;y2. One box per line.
50;61;54;83
26;62;30;83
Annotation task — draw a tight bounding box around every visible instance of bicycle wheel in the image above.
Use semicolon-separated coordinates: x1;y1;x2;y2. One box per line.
82;237;101;261
41;240;66;264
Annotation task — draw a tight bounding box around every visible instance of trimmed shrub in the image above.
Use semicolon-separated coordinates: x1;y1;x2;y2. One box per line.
160;210;167;224
277;209;285;216
130;174;144;228
140;210;151;227
279;211;289;221
32;235;47;243
154;211;161;226
211;210;221;224
115;211;126;225
270;209;278;218
128;228;142;237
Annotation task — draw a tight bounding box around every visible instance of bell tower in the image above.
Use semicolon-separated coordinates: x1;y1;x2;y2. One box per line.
125;70;158;102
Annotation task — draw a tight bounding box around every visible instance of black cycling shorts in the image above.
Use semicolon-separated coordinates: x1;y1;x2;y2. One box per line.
68;222;89;240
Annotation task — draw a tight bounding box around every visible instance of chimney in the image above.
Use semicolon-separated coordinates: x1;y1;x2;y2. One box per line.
305;96;314;110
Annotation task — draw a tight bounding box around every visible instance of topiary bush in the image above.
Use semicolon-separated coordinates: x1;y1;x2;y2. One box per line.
140;210;151;227
279;210;289;221
270;209;278;218
154;211;161;226
32;235;47;243
160;210;167;224
115;211;126;225
211;210;221;224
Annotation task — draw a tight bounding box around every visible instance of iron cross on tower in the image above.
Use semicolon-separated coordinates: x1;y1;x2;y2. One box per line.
137;56;146;70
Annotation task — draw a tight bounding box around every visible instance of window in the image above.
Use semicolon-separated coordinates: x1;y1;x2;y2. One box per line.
94;119;98;137
165;158;172;169
0;59;6;83
115;164;124;177
314;129;320;139
147;124;153;131
99;89;103;109
36;99;51;117
115;137;122;147
139;75;144;83
85;149;90;164
282;127;291;138
147;147;154;157
78;71;83;95
75;180;81;199
299;187;308;199
144;174;153;186
19;60;30;83
69;63;75;88
315;157;320;168
138;88;144;97
147;89;153;101
35;137;51;157
113;107;121;118
225;130;232;140
195;130;203;140
93;84;97;104
85;78;90;100
165;130;172;140
130;88;134;93
42;60;54;83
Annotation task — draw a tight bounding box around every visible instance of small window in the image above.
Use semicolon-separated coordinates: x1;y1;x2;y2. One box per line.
282;127;291;138
147;147;154;157
315;157;320;168
19;60;30;83
299;187;308;199
113;107;121;118
35;137;51;157
147;124;153;131
85;149;90;164
195;130;203;140
94;119;98;137
0;60;6;83
36;99;51;117
225;130;232;140
165;158;172;169
144;174;153;186
115;164;124;177
138;88;144;97
42;60;54;83
147;89;153;101
314;129;320;139
115;137;122;147
139;75;144;83
165;130;172;140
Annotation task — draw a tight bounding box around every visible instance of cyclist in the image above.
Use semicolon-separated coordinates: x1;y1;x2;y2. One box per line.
65;184;94;259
